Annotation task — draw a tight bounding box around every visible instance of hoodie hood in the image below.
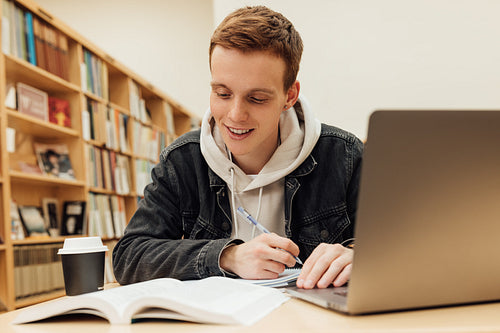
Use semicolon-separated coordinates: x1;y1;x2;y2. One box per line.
200;95;321;193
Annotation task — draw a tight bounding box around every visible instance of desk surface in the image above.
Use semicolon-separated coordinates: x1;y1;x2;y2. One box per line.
2;297;500;333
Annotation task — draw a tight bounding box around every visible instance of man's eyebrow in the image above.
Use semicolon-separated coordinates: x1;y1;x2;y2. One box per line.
210;82;275;95
249;88;275;95
210;82;227;88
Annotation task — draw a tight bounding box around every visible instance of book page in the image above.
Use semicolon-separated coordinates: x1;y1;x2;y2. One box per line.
125;277;288;326
12;278;182;325
13;277;287;326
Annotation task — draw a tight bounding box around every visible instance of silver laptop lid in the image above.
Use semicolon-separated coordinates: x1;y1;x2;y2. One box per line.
347;110;500;314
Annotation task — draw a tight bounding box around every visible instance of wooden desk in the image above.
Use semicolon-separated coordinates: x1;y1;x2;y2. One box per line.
2;297;500;333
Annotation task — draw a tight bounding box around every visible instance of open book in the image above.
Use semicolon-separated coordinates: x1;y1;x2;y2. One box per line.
12;277;288;326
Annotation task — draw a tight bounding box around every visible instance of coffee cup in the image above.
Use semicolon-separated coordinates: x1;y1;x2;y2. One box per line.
58;237;108;296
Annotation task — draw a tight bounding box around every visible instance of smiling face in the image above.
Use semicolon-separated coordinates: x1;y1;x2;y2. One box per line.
210;46;299;174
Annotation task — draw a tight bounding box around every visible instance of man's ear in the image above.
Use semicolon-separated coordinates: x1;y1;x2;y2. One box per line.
284;81;300;110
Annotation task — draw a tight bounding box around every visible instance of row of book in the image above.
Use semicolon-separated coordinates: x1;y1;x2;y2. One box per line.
105;107;130;153
2;0;70;80
11;198;86;241
81;48;109;99
13;244;65;299
13;241;117;300
87;193;127;239
103;240;118;284
83;99;130;153
9;81;71;127
133;120;166;161
86;145;132;195
129;80;151;124
135;159;154;197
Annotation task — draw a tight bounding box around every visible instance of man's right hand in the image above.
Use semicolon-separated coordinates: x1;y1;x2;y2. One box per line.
220;233;300;279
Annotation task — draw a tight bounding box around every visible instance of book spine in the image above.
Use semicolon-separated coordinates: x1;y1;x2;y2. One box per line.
2;0;11;54
24;11;36;65
32;16;46;71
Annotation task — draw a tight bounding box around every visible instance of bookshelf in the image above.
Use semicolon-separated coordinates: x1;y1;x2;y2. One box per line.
0;0;199;311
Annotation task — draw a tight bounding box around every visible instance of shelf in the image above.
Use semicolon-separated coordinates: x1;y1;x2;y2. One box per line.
12;237;66;245
0;0;198;312
7;109;80;139
15;290;65;309
9;170;86;187
83;91;108;104
4;54;80;94
108;102;130;115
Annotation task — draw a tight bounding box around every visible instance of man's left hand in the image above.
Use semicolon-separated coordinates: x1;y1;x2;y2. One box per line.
296;243;353;289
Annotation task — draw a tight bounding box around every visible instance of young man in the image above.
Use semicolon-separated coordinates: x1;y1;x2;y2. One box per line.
113;6;363;290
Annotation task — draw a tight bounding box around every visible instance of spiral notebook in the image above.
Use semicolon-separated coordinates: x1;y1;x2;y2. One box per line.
238;268;301;288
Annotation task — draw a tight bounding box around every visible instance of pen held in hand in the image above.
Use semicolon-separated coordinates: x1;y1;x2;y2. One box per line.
237;206;303;265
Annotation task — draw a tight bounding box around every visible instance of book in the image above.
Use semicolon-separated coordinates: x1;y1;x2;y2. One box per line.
33;142;75;180
5;82;16;109
41;198;60;237
10;200;25;240
32;16;46;71
12;276;288;325
14;5;25;61
14;244;64;299
56;31;70;81
2;0;11;55
16;82;48;121
61;201;86;236
48;97;71;127
24;11;36;66
17;205;48;237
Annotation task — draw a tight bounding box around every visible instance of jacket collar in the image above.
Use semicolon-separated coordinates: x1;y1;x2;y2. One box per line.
208;153;318;190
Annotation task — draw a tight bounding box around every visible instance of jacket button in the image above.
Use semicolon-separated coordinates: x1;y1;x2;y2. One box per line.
320;230;329;240
222;222;230;231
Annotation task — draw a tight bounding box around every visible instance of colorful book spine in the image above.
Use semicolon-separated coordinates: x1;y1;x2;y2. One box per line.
24;11;36;65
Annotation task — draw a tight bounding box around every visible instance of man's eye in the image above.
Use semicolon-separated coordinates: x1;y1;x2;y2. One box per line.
250;97;266;103
216;92;230;98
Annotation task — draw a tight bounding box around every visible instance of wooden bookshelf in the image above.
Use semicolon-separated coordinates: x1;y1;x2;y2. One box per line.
0;0;199;310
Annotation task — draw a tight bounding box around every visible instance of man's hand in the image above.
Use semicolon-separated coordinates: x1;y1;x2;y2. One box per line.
296;243;353;289
220;233;300;279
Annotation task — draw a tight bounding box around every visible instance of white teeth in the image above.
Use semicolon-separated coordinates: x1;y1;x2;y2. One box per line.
229;127;251;134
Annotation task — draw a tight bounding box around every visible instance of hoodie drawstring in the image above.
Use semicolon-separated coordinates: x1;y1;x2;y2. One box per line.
251;187;263;239
229;166;263;239
230;167;239;238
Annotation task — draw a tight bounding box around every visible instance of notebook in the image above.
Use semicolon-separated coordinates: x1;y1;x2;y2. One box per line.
287;110;500;314
238;268;301;288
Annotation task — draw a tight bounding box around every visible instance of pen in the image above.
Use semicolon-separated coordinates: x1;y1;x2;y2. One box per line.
237;206;303;265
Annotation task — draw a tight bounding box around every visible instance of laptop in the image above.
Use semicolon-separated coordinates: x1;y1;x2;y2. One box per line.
287;110;500;315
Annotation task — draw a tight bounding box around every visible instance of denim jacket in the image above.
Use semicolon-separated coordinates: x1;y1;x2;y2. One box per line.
112;123;363;284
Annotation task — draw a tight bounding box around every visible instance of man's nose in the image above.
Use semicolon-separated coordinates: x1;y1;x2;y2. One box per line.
228;99;248;122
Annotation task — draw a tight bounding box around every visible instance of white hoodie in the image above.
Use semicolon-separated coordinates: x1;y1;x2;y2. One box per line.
200;96;321;242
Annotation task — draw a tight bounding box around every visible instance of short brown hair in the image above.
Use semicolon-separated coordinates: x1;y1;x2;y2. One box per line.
209;6;303;91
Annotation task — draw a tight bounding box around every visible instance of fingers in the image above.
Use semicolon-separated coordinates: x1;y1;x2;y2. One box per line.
257;233;299;267
220;233;301;279
265;234;300;257
296;243;353;289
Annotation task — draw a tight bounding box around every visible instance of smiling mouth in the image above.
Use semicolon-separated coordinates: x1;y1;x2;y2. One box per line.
228;127;253;135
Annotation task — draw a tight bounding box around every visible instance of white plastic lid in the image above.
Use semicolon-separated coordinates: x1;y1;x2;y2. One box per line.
57;237;108;255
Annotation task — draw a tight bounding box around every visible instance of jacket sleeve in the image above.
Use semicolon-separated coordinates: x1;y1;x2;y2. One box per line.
346;137;364;244
112;143;238;285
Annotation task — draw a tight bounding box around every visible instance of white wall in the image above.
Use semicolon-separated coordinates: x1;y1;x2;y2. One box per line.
37;0;500;139
216;0;500;139
36;0;213;118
